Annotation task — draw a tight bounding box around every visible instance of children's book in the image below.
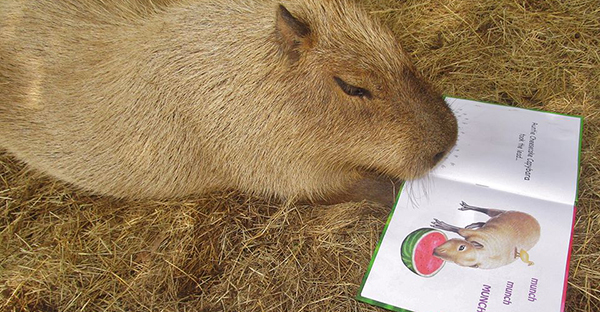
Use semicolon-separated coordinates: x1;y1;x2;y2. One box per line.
357;97;583;312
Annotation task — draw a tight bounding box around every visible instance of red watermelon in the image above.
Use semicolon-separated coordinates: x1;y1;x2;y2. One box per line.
401;228;447;277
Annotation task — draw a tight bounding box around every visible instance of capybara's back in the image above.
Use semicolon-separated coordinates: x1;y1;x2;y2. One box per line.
0;0;457;201
485;211;541;251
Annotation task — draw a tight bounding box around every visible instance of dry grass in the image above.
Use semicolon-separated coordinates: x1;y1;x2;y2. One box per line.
1;0;599;311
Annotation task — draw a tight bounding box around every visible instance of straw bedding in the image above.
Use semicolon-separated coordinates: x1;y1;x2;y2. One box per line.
1;0;599;311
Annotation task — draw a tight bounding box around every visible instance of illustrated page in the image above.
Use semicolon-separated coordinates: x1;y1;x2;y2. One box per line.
359;178;574;312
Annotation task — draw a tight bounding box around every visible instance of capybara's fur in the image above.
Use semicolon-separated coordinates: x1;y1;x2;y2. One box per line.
432;202;541;269
0;0;457;203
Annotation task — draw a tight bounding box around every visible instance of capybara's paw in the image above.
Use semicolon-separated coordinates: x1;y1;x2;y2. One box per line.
431;219;450;230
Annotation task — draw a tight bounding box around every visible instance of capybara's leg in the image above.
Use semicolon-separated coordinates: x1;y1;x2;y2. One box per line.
430;219;462;234
459;201;505;217
317;173;402;208
465;222;486;229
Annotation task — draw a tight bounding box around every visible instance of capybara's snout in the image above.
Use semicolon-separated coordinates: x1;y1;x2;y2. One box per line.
433;151;446;165
432;246;447;259
427;104;458;168
430;94;459;161
403;93;458;178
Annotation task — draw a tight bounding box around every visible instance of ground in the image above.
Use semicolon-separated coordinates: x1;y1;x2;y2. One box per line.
1;0;599;311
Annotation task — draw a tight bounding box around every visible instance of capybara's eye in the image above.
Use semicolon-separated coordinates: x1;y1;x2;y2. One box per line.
333;76;372;99
458;245;466;251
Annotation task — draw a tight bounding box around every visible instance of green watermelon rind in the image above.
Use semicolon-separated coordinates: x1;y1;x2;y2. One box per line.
401;228;447;277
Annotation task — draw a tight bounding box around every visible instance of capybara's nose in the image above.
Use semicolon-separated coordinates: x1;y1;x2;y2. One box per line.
433;151;446;164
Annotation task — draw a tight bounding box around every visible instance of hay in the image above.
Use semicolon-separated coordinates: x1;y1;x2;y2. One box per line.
1;0;599;311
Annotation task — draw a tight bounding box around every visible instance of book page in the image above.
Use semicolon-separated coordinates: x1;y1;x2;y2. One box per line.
434;97;582;205
359;178;574;312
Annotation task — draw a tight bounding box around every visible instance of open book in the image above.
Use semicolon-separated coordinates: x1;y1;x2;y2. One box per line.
357;97;582;312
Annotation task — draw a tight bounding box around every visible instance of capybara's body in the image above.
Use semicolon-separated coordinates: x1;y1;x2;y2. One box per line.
0;0;457;202
433;207;541;269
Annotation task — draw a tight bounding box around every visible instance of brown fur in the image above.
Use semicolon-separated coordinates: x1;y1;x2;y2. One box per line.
0;0;457;204
433;208;541;269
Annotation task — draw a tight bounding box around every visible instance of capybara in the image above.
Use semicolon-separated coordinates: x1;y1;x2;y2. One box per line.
432;202;541;269
0;0;457;205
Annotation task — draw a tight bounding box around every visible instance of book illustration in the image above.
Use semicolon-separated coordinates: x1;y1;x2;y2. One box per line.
431;201;540;270
400;228;447;277
400;201;541;277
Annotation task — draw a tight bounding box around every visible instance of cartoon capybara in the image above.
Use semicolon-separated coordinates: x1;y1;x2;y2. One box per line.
0;0;457;205
431;201;540;269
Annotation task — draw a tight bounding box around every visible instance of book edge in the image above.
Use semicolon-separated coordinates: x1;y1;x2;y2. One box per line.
356;183;415;312
356;295;413;312
575;119;584;205
561;205;578;312
442;95;585;120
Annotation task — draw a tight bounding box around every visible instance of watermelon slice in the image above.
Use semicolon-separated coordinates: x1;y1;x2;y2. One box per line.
401;228;447;277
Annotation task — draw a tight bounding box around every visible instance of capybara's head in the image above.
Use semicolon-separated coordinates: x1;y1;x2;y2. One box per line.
271;1;457;182
433;238;482;268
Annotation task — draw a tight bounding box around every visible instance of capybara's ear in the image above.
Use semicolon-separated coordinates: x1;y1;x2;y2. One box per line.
470;241;484;249
275;4;313;61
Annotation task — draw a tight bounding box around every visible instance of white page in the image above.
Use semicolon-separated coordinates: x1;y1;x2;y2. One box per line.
359;178;574;312
433;97;582;205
